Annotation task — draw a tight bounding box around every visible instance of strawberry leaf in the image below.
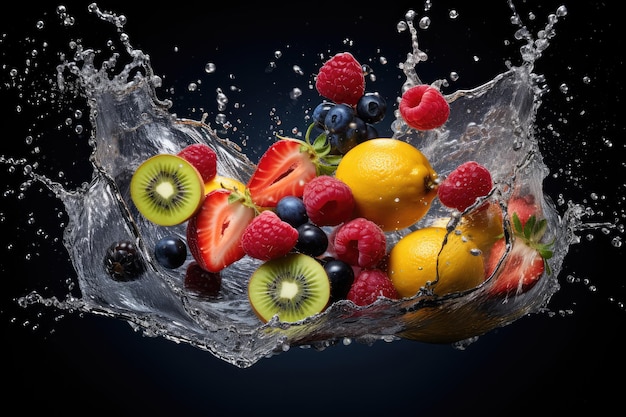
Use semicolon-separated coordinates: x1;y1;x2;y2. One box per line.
511;212;555;275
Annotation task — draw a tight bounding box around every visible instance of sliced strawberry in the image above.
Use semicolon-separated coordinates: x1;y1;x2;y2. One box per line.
485;237;545;297
485;200;554;297
247;132;341;208
187;189;256;273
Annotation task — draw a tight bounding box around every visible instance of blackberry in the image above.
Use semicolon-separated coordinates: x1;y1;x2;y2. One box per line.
104;240;145;281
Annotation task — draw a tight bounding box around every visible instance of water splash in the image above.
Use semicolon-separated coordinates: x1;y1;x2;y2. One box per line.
1;2;621;368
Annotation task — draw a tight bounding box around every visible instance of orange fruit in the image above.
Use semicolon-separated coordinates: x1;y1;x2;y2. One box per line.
334;138;438;231
387;226;485;298
204;175;246;196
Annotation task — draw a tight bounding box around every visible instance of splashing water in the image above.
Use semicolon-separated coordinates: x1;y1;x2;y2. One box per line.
1;2;622;368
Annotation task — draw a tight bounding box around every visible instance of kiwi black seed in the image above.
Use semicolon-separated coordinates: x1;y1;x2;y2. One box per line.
130;154;205;226
248;253;331;323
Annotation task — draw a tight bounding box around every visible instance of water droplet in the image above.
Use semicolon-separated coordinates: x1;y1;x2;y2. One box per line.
204;62;216;74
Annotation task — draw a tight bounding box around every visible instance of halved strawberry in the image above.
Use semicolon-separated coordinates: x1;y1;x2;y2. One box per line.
187;189;256;273
485;199;554;297
247;131;341;208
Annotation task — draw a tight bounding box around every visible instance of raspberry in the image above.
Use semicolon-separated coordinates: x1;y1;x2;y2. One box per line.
241;211;298;261
347;268;398;306
315;52;365;106
399;84;450;130
302;175;354;226
177;143;218;182
437;161;493;212
333;217;386;268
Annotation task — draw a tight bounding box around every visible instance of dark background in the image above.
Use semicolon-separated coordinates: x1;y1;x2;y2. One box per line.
1;1;623;415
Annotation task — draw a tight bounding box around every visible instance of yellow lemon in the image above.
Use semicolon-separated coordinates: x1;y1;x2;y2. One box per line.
430;202;504;255
456;202;504;254
388;226;485;298
335;138;438;231
204;175;246;195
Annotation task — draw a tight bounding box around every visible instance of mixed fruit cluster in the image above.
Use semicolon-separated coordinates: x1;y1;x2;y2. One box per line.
105;52;554;324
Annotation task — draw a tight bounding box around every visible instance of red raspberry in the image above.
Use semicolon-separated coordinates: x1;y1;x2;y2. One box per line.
177;143;218;182
347;268;398;306
315;52;365;106
241;211;298;261
399;84;450;130
302;175;354;226
437;161;493;212
333;217;386;268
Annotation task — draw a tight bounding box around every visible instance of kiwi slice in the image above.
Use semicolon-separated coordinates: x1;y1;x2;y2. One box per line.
248;253;331;323
130;154;204;226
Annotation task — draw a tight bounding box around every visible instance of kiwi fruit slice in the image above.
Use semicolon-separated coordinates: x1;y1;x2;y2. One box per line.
130;154;205;226
248;253;331;323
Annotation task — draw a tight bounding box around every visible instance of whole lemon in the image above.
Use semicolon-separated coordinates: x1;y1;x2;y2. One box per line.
388;226;485;298
335;138;438;231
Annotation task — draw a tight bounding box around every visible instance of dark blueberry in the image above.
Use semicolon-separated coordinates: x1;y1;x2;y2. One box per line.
104;240;144;281
295;223;328;257
328;131;358;155
356;92;387;124
363;123;379;142
312;102;334;127
344;116;368;144
154;235;187;269
276;196;309;227
324;103;355;133
323;258;355;302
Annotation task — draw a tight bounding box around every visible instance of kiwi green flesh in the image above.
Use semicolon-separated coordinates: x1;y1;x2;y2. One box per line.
130;154;204;226
248;253;331;323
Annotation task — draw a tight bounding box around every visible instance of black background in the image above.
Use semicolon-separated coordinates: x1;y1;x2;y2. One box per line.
1;1;624;415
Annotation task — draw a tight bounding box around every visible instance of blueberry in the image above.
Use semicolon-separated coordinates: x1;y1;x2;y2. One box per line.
295;223;328;257
356;92;387;124
345;116;368;143
363;123;379;142
276;196;308;227
328;131;358;155
312;102;334;127
154;235;187;269
324;103;355;133
323;258;355;302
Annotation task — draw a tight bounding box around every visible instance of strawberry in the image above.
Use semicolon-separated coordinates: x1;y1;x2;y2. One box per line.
186;189;256;273
247;131;341;208
241;210;299;261
347;268;398;306
437;161;493;212
485;200;554;297
399;84;450;130
184;261;222;298
302;175;354;226
315;52;365;106
177;143;218;183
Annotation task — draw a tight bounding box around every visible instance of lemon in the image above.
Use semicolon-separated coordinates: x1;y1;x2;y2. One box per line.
204;175;246;195
388;226;485;298
430;202;504;255
335;138;438;232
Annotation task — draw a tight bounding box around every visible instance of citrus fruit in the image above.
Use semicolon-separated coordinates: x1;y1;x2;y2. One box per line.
430;202;504;255
334;138;438;231
204;174;246;195
387;226;485;298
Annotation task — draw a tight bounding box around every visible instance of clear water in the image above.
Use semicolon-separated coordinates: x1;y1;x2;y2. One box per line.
1;2;622;368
